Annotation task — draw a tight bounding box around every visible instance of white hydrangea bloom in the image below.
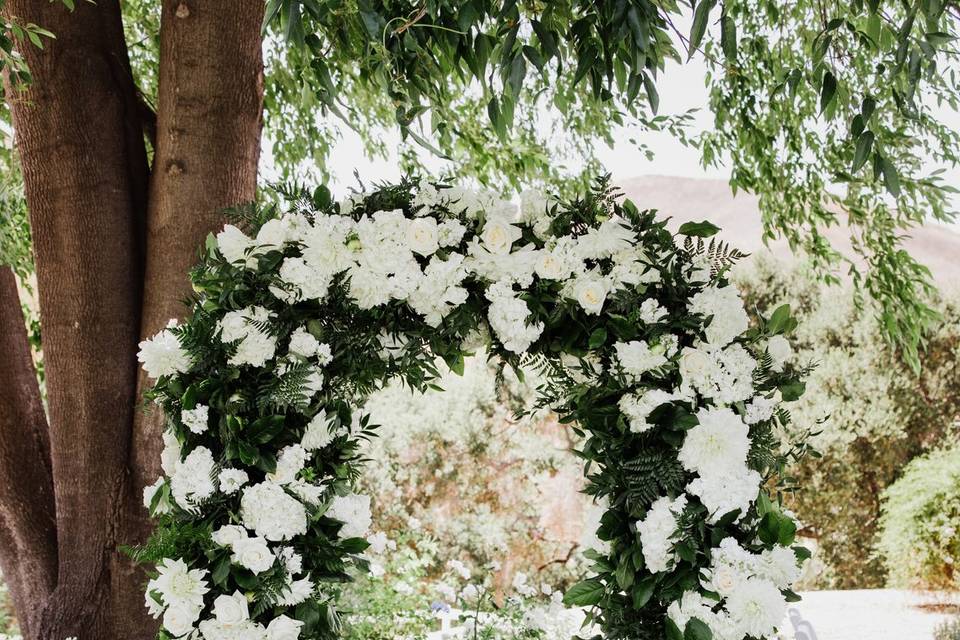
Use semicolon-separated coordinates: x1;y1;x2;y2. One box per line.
686;466;762;523
744;394;778;425
638;298;668;324
288;326;320;358
485;284;543;353
688;284;750;347
327;493;373;539
181;404;209;434
437;219;467;247
218;468;249;495
211;524;247;547
138;324;191;379
240;482;308;541
614;340;668;379
169;446;216;511
216;224;255;267
618;389;677;433
636;494;687;573
407;253;469;326
268;444;308;485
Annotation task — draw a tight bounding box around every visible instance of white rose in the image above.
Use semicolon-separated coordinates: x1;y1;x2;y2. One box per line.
535;251;566;280
266;615;304;640
574;277;608;315
163;604;199;637
211;524;247;547
231;536;274;574
679;347;712;379
712;565;741;595
406;218;440;256
212;591;249;625
480;218;522;255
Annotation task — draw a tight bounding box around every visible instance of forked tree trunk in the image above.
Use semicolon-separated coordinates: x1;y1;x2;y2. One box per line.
0;1;264;638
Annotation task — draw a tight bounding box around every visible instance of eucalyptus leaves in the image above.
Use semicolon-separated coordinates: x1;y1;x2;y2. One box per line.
135;177;809;640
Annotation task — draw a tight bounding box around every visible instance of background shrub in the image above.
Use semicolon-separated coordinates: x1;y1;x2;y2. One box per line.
876;444;960;590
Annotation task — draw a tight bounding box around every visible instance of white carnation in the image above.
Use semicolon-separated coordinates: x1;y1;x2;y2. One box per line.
618;389;676;433
276;256;332;303
486;284;543;353
724;577;787;638
288;326;320;358
437;219;467;247
686;466;762;523
216;224;254;267
181;405;209;434
678;407;750;478
614;340;668;379
220;306;277;367
688;284;750;347
169;446;216;511
138;326;191;379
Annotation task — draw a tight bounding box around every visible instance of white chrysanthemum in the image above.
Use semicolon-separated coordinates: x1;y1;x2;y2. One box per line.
758;545;802;588
678;407;750;478
614;340;668;379
149;558;209;613
220;306;277;367
686;466;762;523
688;284;750;347
230;536;274;574
169;446;216;510
277;577;315;606
240;482;308;542
278;546;303;575
138;326;191;379
485;284;543;353
618;389;676;433
636;494;687;573
327;493;373;539
574;216;634;260
268;444;308;485
724;577;787;638
347;264;393;309
181;404;209;434
218;468;249;495
766;334;793;372
301;410;340;450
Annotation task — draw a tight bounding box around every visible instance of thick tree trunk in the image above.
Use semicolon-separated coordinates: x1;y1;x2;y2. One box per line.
0;268;57;639
119;2;264;636
0;1;264;638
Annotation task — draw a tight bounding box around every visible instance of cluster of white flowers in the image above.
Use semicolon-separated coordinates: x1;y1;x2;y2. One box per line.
137;180;804;640
637;495;688;573
668;537;800;640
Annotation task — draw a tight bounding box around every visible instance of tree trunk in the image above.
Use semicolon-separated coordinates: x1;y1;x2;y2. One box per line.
0;0;264;638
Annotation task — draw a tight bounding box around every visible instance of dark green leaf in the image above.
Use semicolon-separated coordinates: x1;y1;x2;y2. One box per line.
677;220;721;237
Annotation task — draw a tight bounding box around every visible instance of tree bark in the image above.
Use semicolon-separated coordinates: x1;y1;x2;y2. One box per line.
0;0;264;638
119;2;264;637
0;268;57;639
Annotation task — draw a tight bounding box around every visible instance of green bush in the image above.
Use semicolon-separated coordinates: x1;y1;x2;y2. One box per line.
876;444;960;590
736;257;960;588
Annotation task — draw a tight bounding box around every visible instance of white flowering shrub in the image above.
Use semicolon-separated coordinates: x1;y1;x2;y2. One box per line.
134;177;810;640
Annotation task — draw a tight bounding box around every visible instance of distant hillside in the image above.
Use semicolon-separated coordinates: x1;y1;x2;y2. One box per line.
618;175;960;292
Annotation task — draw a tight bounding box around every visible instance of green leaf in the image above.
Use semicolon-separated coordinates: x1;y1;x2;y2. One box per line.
779;381;806;401
684;617;713;640
720;11;737;61
642;72;659;115
588;327;607;349
688;0;717;59
819;70;837;114
677;220;721;237
881;158;901;196
563;579;605;606
852;131;874;172
632;578;655;609
666;618;684;640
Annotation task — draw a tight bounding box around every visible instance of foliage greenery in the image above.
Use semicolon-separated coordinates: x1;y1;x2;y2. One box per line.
135;176;808;638
876;442;960;591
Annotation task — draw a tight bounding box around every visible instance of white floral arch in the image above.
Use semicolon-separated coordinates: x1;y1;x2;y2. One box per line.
135;177;809;640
